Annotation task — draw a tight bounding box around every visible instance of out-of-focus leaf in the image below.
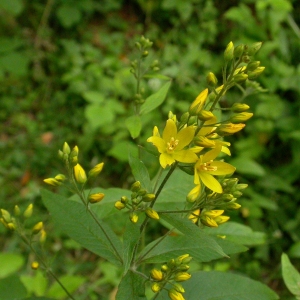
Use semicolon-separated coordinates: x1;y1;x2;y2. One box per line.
230;156;266;176
0;253;24;279
56;5;81;28
0;275;27;300
125;115;142;139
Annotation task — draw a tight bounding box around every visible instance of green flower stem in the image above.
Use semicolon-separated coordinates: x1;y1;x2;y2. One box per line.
70;169;123;264
21;233;76;300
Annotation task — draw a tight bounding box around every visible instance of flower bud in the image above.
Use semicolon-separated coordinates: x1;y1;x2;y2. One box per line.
242;55;251;63
114;201;125;210
142;193;155;202
131;181;141;192
236;183;248;190
0;217;8;228
62;142;70;155
150;269;164;281
120;196;129;204
201;215;218;227
173;283;185;293
138;188;147;196
215;215;230;225
32;222;43;234
130;213;139;224
151;282;162;293
186;185;200;203
246;61;260;71
231;103;250;113
232;190;243;198
31;261;39;270
230;112;253;123
188;209;200;223
14;205;20;216
54;174;66;182
227;202;241;210
247;42;262;56
161;264;169;272
203;210;224;218
168;289;185;300
206;72;218;87
145;207;159;220
23;204;33;218
224;41;234;61
1;209;11;223
233;73;248;83
74;164;87;184
88;162;104;178
43;178;62;186
40;229;47;243
234;44;245;57
174;272;191;282
179;112;189;125
247;66;265;79
142;50;149;57
177;254;191;263
88;193;105;204
188;89;208;116
217;123;245;134
198;110;214;121
58;150;64;160
194;136;215;148
7;222;16;231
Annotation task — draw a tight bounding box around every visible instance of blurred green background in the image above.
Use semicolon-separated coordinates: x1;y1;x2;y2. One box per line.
1;0;300;299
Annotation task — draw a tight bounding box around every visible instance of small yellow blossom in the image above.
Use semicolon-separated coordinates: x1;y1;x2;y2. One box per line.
168;289;185;300
189;88;208;115
74;164;87;184
194;147;236;193
147;119;198;168
150;269;164;281
88;193;105;204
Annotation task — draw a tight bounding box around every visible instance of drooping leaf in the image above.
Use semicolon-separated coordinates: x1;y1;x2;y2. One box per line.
125;115;142;139
0;253;24;279
128;152;152;192
281;253;300;298
156;271;279;300
203;221;266;246
115;270;146;300
20;270;48;297
41;189;123;266
0;275;27;300
140;81;171;115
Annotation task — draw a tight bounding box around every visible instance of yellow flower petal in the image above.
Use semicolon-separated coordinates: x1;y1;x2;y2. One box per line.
209;161;236;175
199;172;223;193
163;119;177;142
160;153;175;168
176;126;195;150
173;150;198;164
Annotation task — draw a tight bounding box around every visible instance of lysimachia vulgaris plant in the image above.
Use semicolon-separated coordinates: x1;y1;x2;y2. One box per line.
1;39;279;300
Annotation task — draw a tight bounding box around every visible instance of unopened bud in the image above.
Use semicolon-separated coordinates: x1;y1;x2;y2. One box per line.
74;164;87;184
120;196;129;204
145;207;159;220
40;229;47;243
32;222;43;234
206;72;218;87
31;261;39;270
247;66;265;79
198;110;214;121
189;89;208;116
173;283;185;293
88;193;105;204
174;272;192;282
115;201;125;210
7;222;16;231
224;41;234;61
247;61;260;71
233;73;248;83
231;103;250;113
23;204;33;218
151;282;162;293
247;42;262;56
230;112;253;123
142;193;155;202
194;136;215;148
130;213;139;224
1;209;11;223
54;174;66;182
234;44;245;57
227;202;241;210
168;289;184;300
150;269;164;281
131;181;141;192
62;142;71;155
43;178;62;186
236;183;248;190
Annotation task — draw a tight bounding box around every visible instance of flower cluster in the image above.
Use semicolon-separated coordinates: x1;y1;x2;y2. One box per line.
150;254;192;300
146;41;265;228
44;142;105;205
115;181;159;224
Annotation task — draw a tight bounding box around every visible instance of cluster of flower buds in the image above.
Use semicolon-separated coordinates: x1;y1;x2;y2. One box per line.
44;142;105;204
114;181;158;224
0;204;46;243
150;254;192;300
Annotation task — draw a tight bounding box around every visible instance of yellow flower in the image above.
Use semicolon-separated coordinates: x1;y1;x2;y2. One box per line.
194;147;235;193
74;164;87;184
147;119;198;168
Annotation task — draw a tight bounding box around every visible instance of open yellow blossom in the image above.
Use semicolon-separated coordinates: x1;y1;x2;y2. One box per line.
147;119;198;168
194;146;236;193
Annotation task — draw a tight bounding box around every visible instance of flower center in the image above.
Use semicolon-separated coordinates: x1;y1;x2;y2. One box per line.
200;160;217;172
167;137;179;152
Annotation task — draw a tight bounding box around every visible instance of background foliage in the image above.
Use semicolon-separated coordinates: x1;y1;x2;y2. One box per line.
1;0;300;299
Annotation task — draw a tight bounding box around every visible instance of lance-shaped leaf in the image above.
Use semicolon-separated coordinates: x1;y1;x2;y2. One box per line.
41;189;123;266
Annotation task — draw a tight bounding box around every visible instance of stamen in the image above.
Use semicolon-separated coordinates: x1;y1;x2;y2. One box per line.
167;137;179;151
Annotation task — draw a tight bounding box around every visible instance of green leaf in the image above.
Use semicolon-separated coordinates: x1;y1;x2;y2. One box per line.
22;298;55;300
46;275;86;299
138;232;246;264
56;5;82;28
289;241;300;258
125;115;142;139
122;219;141;273
203;222;266;246
82;91;104;104
20;270;48;297
157;271;279;299
0;253;24;279
230;156;266;176
41;189;123;265
140;81;171;115
108;140;138;162
0;0;24;15
85;103;114;129
143;74;172;80
116;270;146;300
0;275;27;300
154;213;229;260
281;253;300;298
128;152;152;192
